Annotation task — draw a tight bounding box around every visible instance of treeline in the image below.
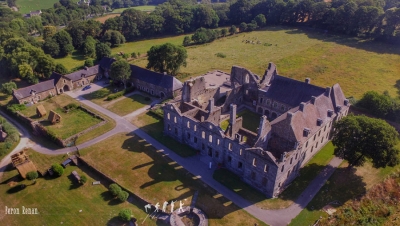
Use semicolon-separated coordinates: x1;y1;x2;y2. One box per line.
356;91;400;123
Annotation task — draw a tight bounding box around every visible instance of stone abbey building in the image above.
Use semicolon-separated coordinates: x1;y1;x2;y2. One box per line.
163;63;349;197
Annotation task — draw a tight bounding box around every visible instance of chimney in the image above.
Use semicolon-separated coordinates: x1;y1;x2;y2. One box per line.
305;78;311;84
208;98;214;112
325;87;331;97
327;109;333;117
229;104;237;125
299;102;306;111
344;99;349;106
84;66;88;70
311;96;316;104
287;112;293;120
317;118;323;126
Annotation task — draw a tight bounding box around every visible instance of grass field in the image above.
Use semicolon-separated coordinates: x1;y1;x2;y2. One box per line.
106;94;152;116
79;132;267;226
131;111;197;157
213;142;335;210
220;109;261;133
111;5;156;13
17;0;58;14
94;13;120;23
289;142;400;225
58;26;400;99
0;150;143;225
18;94;115;142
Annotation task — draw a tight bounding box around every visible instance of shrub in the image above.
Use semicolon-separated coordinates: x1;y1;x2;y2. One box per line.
215;52;226;58
109;183;121;196
105;92;123;101
7;104;27;113
118;208;132;222
84;58;94;67
131;52;137;58
117;190;129;202
26;171;38;181
51;164;64;177
1;82;17;95
80;175;87;184
144;97;151;101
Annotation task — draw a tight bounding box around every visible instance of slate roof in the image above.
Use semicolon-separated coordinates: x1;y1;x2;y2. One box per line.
331;83;347;109
13;80;55;100
49;72;64;85
99;57;182;91
130;64;183;91
262;75;326;107
64;65;99;82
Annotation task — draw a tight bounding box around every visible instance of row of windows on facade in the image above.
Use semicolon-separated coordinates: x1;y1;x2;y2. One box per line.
137;85;155;95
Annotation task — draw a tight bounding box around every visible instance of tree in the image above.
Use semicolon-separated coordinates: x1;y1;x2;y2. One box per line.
357;91;392;118
229;25;237;35
101;30;125;47
55;63;68;75
52;30;74;57
1;82;17;95
26;171;38;181
95;42;111;60
109;183;121;196
221;28;228;37
183;36;191;46
80;175;87;184
18;63;34;79
118;209;132;222
84;58;94;67
51;164;64;177
82;36;96;58
239;22;248;32
146;43;188;75
131;52;137;58
332;115;400;168
254;14;267;27
43;39;60;57
110;59;131;89
118;190;129;202
43;26;57;40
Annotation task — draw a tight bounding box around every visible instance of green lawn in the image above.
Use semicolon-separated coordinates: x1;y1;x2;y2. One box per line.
59;26;400;99
0;151;144;225
17;0;58;14
18;94;115;141
106;94;152;116
213;142;335;210
131;111;197;157
79;132;267;226
220;109;261;133
111;5;156;13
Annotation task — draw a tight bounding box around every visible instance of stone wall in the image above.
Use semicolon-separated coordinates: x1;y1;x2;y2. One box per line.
16;88;56;104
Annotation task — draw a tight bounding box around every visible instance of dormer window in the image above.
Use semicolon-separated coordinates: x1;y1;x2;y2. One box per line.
317;118;323;126
327;109;333;117
303;128;311;137
337;105;342;111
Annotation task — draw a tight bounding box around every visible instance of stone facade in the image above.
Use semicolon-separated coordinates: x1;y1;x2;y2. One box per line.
13;80;57;104
163;63;349;197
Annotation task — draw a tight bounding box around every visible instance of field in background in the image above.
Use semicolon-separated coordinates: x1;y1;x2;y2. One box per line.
94;13;120;23
111;5;156;13
58;27;400;99
17;0;58;14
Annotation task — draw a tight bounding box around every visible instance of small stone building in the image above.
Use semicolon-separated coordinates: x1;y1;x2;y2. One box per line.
163;63;349;198
11;150;37;179
13;80;56;104
48;110;61;124
36;105;47;117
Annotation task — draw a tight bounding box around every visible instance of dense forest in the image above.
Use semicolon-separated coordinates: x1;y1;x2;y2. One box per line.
0;0;400;84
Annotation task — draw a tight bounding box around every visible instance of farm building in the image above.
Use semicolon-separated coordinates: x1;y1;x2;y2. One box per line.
48;110;61;124
36;105;47;117
11;150;37;179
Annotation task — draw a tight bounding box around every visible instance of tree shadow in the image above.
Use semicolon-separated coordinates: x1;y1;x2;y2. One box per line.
395;79;400;96
305;166;366;211
284;26;400;55
106;216;128;226
7;184;26;194
1;174;22;185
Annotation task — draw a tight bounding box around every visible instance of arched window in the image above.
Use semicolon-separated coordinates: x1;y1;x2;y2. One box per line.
194;125;197;131
202;131;205;139
264;164;268;172
187;121;190;128
167;113;170;120
174;117;177;123
252;158;257;167
245;74;249;83
208;135;212;143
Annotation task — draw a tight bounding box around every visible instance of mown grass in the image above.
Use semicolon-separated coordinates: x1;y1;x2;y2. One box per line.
18;94;115;142
79;132;267;226
131;111;197;157
94;14;120;23
220;109;261;133
0;150;143;225
111;5;156;13
289;143;400;226
213;142;335;210
17;0;58;14
106;94;152;116
59;26;400;99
